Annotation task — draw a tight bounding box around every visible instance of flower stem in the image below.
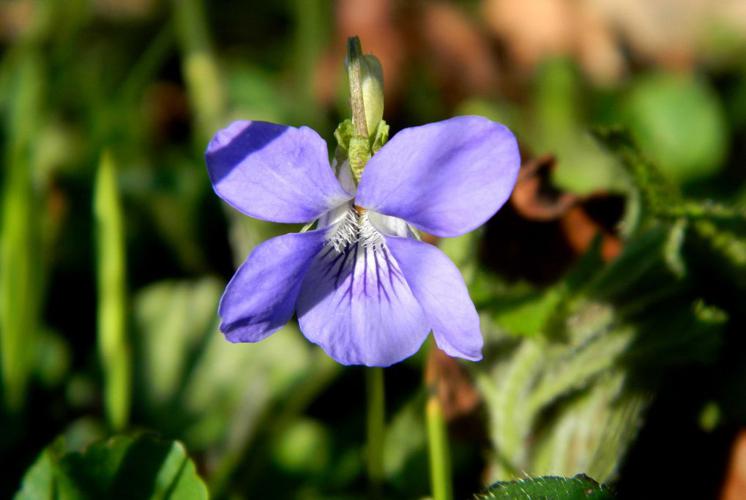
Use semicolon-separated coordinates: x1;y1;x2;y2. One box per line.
366;367;385;491
427;396;453;500
171;0;225;144
426;363;453;500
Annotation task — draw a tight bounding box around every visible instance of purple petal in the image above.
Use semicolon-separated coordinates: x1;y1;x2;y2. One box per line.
386;236;482;361
219;229;326;342
206;121;352;223
297;239;429;366
356;116;520;237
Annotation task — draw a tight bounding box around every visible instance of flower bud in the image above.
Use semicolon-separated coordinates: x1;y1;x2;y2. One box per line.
360;54;384;136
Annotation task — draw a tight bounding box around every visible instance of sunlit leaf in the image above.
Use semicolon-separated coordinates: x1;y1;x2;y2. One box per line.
477;474;613;499
15;434;208;500
623;73;727;183
132;278;321;452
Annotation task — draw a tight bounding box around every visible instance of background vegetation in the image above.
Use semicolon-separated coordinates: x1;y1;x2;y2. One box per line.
1;0;746;498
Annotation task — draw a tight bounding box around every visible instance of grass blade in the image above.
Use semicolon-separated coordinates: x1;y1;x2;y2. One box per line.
94;150;130;430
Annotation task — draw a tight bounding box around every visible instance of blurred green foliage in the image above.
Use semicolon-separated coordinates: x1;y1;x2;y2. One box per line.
94;151;130;431
15;433;208;499
0;0;744;499
623;73;728;184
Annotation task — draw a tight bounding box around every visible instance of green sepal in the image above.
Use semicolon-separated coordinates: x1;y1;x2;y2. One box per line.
334;119;354;153
349;135;371;183
334;118;389;183
371;119;389;153
335;118;389;153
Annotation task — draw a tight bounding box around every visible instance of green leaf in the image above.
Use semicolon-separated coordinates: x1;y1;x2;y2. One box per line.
586;222;687;304
624;298;726;371
476;210;725;485
132;278;322;451
383;392;428;493
530;372;646;482
622;73;727;183
477;474;613;500
691;219;746;290
15;434;208;500
532;59;626;195
479;340;544;477
592;127;681;226
491;287;564;338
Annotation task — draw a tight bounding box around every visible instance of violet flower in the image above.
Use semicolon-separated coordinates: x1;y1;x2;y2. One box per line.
205;116;519;367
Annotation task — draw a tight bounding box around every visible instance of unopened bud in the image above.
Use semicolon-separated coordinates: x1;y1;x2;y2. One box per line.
360;55;384;136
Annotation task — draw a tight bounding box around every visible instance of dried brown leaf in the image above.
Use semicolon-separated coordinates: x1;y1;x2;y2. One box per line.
511;155;578;221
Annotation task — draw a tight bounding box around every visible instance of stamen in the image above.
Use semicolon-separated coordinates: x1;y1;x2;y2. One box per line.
326;207;384;253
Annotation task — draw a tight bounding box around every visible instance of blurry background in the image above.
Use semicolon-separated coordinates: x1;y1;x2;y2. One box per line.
1;0;746;498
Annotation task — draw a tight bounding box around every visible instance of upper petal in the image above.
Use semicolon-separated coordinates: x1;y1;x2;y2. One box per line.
206;121;353;223
356;116;520;237
386;236;482;361
296;213;429;366
219;229;326;342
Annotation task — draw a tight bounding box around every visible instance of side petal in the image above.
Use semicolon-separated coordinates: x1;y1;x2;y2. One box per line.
219;229;326;342
206;121;352;223
386;236;482;361
297;239;429;367
356;116;520;237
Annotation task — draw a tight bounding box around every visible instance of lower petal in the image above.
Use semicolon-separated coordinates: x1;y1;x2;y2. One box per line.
297;238;429;366
386;236;483;361
219;229;326;342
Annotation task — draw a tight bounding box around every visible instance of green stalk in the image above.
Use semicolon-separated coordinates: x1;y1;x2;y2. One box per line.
94;150;130;431
426;375;453;500
0;53;42;412
366;367;386;490
292;0;326;128
171;0;225;144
